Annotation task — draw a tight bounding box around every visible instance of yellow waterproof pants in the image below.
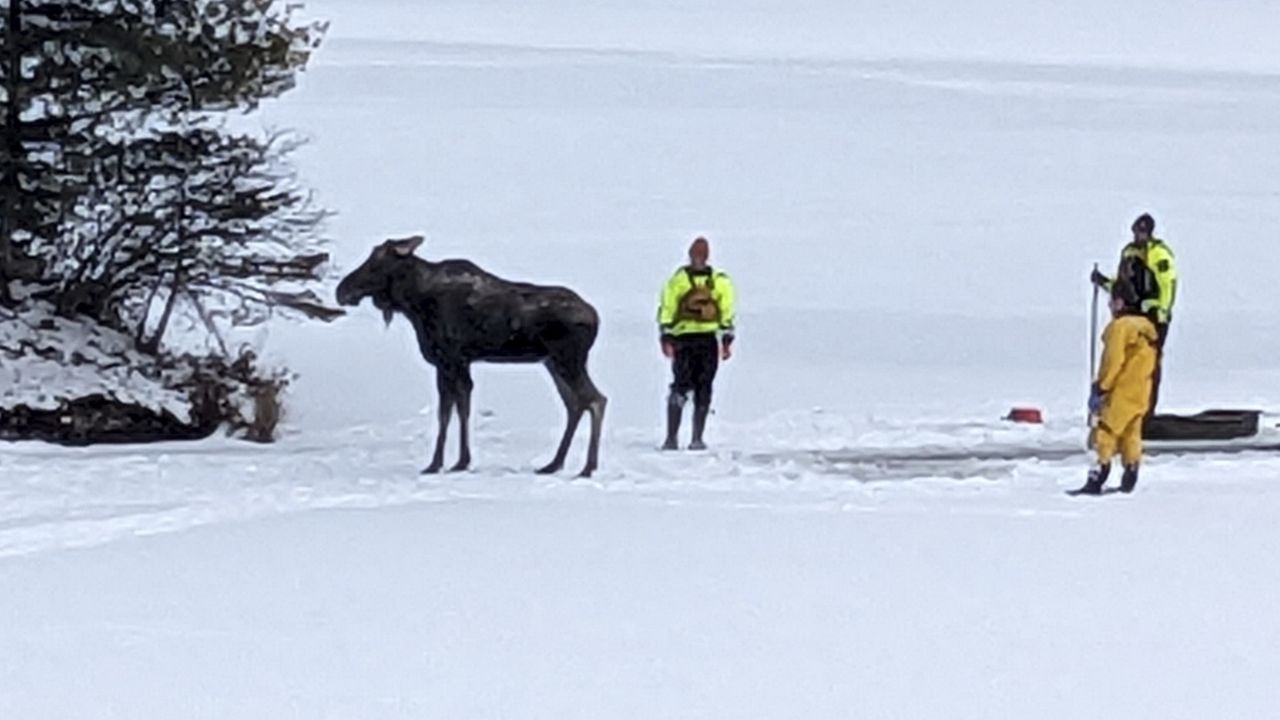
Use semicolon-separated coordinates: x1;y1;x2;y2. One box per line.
1094;413;1144;467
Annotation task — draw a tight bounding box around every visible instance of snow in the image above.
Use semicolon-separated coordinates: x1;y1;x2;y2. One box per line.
0;305;194;421
5;424;1280;717
6;2;1280;717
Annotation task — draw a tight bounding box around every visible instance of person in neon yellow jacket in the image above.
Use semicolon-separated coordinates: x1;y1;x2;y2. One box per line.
1091;212;1177;417
657;236;736;450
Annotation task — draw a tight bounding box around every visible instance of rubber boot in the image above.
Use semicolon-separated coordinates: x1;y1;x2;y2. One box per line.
1120;464;1139;493
1071;463;1111;496
662;397;683;450
689;405;710;451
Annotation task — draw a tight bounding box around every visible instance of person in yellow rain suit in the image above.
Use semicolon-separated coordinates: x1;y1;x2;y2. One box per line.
657;236;736;451
1072;277;1159;495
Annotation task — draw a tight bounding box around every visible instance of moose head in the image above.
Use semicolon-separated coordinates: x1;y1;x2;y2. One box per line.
335;235;425;325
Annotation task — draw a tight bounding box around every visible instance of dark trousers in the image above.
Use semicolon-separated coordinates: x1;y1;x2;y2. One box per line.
670;334;719;408
1147;322;1170;418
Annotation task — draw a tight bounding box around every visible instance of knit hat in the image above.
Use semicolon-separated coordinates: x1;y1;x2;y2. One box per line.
689;236;710;262
1132;213;1155;234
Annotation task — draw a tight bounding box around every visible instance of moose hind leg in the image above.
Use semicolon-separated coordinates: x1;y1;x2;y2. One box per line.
538;366;584;475
424;371;456;474
579;373;607;478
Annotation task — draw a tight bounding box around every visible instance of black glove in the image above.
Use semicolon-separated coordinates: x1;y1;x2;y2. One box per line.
1090;268;1109;287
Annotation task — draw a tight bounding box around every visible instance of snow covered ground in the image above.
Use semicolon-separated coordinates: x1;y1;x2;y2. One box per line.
6;2;1280;717
6;421;1280;718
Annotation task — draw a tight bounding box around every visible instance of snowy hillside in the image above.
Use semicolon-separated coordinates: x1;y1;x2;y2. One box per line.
6;2;1280;718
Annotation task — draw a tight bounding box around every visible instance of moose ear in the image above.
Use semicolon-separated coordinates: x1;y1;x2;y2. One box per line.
389;234;425;257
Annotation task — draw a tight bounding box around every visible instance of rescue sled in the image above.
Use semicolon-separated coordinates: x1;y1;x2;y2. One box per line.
1141;409;1280;455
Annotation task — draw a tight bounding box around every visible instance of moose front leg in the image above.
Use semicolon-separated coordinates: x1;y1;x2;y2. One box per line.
450;367;474;472
423;369;456;474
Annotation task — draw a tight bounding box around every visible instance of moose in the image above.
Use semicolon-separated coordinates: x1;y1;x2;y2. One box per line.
335;235;607;477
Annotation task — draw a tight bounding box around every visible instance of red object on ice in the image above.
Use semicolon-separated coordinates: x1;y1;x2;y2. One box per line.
1005;407;1043;424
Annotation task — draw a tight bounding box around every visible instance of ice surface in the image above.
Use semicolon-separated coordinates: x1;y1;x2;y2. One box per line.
303;0;1280;73
252;31;1280;433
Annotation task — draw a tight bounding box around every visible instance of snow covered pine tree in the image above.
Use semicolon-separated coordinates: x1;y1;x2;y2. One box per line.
0;0;337;444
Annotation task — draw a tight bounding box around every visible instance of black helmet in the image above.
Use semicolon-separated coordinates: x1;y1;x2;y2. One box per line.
1132;213;1155;234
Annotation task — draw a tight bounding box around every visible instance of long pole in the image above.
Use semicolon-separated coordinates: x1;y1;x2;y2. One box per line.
1090;262;1099;382
1087;263;1100;448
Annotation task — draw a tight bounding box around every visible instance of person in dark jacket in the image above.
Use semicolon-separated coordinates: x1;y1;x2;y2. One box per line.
1092;212;1177;417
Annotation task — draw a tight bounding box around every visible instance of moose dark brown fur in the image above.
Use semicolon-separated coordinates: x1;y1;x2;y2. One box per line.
335;235;606;477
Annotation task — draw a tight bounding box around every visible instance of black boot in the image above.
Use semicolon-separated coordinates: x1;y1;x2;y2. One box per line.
1069;463;1111;496
662;395;683;450
689;405;710;451
1120;464;1139;493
